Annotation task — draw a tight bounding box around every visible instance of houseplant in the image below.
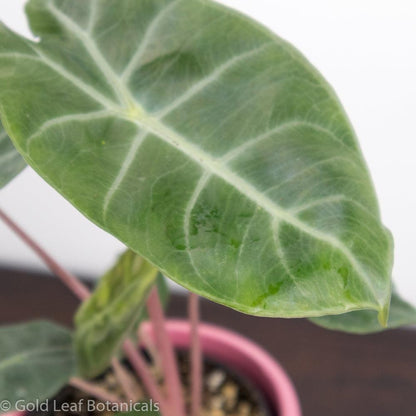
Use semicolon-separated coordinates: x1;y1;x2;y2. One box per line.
1;0;416;414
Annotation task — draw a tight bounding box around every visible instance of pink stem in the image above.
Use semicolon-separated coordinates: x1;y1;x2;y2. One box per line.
0;207;169;412
111;357;142;401
147;288;185;416
123;339;169;413
0;208;90;301
139;324;163;377
189;292;202;416
69;377;124;403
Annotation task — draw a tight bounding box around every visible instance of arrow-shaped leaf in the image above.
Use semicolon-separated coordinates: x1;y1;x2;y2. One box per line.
0;0;393;320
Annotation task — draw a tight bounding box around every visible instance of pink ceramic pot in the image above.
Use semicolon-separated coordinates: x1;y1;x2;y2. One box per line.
6;320;302;416
143;320;302;416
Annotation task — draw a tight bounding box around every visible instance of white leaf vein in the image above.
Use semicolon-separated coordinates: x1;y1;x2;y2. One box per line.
271;219;308;296
47;1;131;107
103;130;149;217
221;120;356;164
26;110;115;149
121;0;183;82
87;0;98;34
156;42;273;118
183;172;215;291
0;52;117;110
128;115;381;304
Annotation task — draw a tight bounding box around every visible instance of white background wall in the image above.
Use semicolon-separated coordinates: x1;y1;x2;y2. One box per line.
1;0;415;304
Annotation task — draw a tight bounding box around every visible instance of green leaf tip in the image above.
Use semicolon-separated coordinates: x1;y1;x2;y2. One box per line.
311;290;416;334
378;302;390;328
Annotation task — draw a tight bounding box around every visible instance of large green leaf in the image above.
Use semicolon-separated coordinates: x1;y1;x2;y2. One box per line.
0;321;75;410
0;0;393;320
75;250;159;377
310;290;416;334
0;120;26;188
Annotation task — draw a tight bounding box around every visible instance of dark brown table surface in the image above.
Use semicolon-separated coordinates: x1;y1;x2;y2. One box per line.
1;267;415;416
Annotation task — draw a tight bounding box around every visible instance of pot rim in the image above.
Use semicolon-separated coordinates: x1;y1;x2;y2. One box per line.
143;319;302;416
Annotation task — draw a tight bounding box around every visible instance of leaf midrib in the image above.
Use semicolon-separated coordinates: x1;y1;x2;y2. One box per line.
130;112;381;304
0;346;73;371
13;1;383;308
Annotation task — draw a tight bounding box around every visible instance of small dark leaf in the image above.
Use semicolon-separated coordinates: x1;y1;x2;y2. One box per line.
0;321;75;411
